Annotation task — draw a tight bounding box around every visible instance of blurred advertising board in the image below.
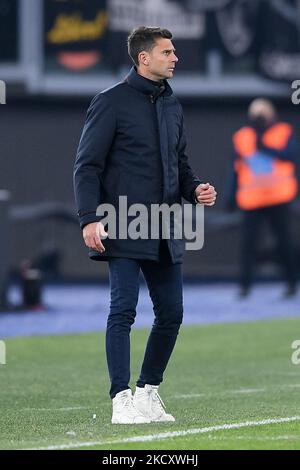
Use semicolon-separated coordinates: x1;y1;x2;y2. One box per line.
44;0;109;72
0;0;18;63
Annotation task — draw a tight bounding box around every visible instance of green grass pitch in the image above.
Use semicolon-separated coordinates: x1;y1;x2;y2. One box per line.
1;318;300;450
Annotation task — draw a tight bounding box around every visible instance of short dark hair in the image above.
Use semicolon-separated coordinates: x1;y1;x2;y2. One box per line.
127;26;172;66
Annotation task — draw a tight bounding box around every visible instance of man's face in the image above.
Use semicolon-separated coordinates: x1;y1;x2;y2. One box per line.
144;38;178;80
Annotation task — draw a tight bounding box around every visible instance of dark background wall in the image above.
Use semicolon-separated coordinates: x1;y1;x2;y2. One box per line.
1;96;300;280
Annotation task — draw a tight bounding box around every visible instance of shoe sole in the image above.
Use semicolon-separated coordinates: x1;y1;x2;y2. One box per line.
151;417;175;422
111;417;151;424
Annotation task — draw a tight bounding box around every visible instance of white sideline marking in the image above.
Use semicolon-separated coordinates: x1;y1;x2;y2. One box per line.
208;435;299;442
174;393;206;399
173;383;300;400
276;372;300;376
23;407;88;411
173;388;265;399
228;388;266;394
29;415;300;450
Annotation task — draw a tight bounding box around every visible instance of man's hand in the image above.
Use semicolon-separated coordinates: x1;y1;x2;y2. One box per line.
82;222;108;253
195;183;217;206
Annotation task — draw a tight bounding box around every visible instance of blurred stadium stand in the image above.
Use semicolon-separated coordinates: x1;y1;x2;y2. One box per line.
0;0;299;283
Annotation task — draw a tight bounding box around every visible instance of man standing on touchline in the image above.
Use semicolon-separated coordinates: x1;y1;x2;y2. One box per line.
74;26;217;424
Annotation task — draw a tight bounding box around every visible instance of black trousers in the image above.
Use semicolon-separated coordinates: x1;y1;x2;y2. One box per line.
106;243;183;399
240;203;298;290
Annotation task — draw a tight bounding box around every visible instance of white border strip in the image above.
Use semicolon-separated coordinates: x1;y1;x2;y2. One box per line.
29;415;300;450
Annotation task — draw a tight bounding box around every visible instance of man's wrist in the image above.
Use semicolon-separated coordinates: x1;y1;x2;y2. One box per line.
79;212;100;230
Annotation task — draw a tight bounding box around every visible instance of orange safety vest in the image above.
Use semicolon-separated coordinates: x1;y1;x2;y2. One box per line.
233;122;298;210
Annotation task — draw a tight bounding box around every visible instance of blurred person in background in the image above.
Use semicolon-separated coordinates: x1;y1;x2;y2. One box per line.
74;26;217;424
227;98;298;298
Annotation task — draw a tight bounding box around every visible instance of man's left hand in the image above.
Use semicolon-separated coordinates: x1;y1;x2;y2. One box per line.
195;183;217;206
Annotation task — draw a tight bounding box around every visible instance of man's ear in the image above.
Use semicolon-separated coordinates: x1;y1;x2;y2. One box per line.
139;51;149;66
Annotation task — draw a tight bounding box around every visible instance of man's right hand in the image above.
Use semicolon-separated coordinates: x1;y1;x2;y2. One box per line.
82;222;108;253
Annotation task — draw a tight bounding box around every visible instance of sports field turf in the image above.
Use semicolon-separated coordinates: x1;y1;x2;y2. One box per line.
1;318;300;450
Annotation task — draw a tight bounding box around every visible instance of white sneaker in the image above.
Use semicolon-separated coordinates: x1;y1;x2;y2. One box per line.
111;389;151;424
133;384;175;422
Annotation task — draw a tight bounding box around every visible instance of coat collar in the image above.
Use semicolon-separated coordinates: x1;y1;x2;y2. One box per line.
125;66;173;99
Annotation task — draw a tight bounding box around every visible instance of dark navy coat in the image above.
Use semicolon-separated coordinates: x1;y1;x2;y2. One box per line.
74;67;201;263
